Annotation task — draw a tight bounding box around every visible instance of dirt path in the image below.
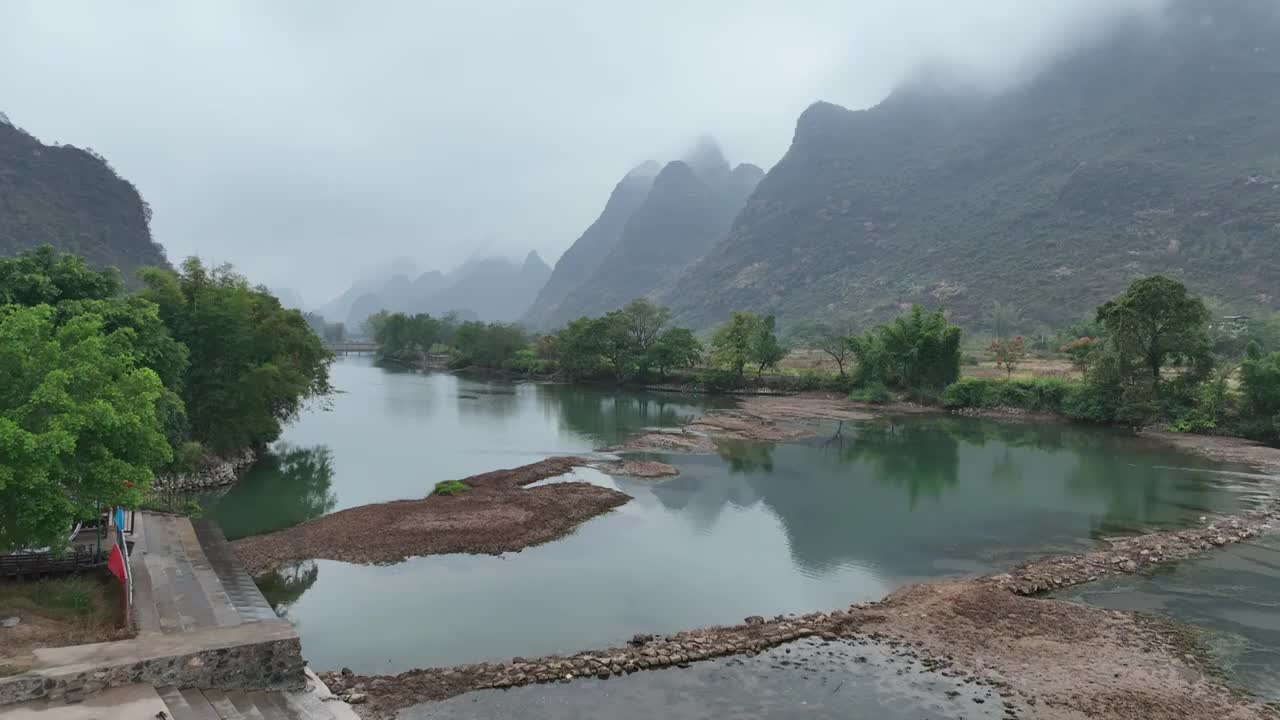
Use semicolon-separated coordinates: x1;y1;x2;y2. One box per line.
231;457;627;575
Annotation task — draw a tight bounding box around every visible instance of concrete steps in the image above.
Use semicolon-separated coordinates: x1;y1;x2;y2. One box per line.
153;671;359;720
0;673;356;720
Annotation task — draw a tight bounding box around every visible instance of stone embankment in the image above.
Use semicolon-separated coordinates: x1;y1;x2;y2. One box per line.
154;448;257;491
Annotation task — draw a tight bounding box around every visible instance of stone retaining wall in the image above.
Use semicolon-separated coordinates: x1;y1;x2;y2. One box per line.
154;448;257;491
0;621;303;706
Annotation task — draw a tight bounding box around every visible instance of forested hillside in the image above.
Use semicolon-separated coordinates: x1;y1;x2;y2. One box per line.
0;114;168;279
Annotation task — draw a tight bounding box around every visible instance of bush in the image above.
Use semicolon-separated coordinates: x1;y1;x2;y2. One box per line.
962;353;981;366
432;480;471;496
942;377;1078;412
697;368;744;392
506;348;555;375
850;382;892;404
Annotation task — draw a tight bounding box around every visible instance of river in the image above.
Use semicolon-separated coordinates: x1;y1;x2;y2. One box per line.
203;357;1275;689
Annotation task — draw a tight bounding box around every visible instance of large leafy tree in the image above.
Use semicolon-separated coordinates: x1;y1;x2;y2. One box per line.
711;311;757;377
138;259;333;453
648;327;702;379
1095;276;1213;385
621;298;670;375
853;306;962;391
0;305;171;552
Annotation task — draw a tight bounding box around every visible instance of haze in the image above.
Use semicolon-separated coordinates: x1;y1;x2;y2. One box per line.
0;0;1167;305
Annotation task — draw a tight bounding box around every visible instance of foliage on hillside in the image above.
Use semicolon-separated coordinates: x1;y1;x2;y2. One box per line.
0;117;168;280
663;0;1280;331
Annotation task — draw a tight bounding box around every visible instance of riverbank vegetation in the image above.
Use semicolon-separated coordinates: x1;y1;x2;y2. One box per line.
0;246;332;551
363;276;1279;444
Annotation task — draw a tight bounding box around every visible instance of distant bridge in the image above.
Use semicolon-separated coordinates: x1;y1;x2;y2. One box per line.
327;341;378;355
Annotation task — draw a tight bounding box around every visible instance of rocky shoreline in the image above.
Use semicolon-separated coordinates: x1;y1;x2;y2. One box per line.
154;448;257;491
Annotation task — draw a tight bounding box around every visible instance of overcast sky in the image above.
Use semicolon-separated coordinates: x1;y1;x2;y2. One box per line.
0;0;1168;305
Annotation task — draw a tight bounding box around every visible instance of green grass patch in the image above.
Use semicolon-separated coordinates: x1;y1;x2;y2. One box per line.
432;480;471;496
0;576;117;621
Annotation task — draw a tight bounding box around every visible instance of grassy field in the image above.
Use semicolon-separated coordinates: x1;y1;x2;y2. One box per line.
0;574;129;674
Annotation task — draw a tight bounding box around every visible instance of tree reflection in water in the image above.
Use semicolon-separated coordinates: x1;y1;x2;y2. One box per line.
255;560;319;617
203;444;338;540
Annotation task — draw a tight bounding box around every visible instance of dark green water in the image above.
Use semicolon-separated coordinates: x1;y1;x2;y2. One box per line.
204;357;1266;674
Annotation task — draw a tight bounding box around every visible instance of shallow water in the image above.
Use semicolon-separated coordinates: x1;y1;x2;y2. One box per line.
203;357;1264;673
403;638;1006;720
1057;535;1280;702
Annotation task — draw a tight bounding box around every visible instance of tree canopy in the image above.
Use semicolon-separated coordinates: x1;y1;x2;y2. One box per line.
1095;275;1213;385
0;305;171;551
138;259;333;453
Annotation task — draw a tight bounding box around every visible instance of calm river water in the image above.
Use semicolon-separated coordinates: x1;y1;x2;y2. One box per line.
204;357;1270;680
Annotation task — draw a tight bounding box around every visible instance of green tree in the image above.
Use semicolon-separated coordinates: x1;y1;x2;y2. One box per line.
596;310;636;381
621;298;671;376
0;305;172;552
711;312;757;377
1241;346;1280;439
749;314;785;374
648;327;702;379
852;306;962;391
556;316;604;378
0;245;122;307
451;321;527;369
138;259;333;453
1095;276;1213;386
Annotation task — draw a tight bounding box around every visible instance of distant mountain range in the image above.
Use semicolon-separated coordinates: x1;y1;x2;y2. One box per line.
318;252;551;332
0;113;168;280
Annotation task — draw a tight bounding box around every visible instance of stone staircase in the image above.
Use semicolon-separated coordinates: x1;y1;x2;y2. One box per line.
155;670;359;720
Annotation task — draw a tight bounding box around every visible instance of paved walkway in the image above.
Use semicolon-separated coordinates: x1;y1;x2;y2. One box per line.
132;514;276;635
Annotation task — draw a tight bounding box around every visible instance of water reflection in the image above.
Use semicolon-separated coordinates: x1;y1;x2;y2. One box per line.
256;560;320;616
203;444;337;540
544;385;728;445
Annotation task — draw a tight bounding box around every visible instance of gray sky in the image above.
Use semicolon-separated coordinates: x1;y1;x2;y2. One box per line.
0;0;1168;305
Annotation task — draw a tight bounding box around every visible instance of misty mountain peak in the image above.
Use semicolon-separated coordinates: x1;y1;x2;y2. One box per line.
625;160;662;180
680;135;730;184
522;250;550;274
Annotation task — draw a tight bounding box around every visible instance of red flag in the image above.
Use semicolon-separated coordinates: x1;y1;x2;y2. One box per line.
107;544;126;585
